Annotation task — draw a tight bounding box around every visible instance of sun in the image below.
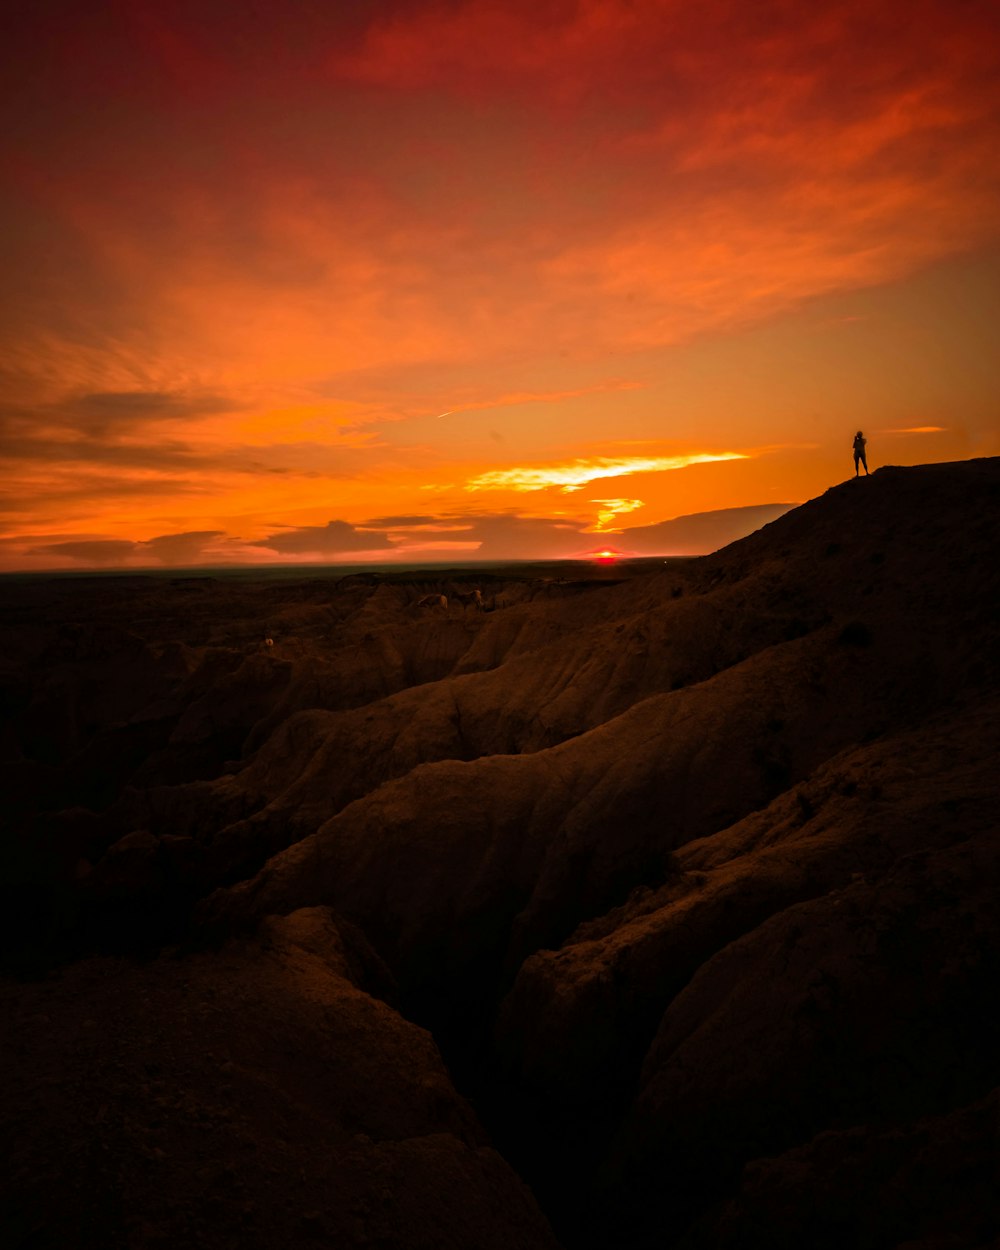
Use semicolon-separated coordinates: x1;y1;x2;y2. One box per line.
591;549;620;564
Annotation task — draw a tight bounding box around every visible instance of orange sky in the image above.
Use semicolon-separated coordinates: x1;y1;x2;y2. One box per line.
2;0;999;569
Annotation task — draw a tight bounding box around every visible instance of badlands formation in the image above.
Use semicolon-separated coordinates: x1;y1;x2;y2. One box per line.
2;458;999;1249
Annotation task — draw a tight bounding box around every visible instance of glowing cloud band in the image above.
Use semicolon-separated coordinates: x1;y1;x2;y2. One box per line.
591;498;645;532
465;453;747;494
878;426;948;434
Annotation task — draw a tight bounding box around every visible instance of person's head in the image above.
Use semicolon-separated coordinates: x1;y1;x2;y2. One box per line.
856;430;863;438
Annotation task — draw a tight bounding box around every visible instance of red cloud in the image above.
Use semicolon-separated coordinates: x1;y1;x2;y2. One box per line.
257;521;396;556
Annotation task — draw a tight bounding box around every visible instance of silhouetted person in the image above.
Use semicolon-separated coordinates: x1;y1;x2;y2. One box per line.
853;430;869;476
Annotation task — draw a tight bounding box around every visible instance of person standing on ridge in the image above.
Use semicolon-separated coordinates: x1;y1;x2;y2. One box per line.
853;430;869;476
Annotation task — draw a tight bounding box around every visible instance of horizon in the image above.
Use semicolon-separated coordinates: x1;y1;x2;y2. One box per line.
2;2;999;572
2;497;799;573
0;555;676;582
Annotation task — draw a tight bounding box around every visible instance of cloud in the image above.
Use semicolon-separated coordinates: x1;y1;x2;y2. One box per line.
142;530;226;565
62;390;235;422
14;500;802;568
465;453;747;493
455;513;588;560
433;380;645;419
30;540;139;565
362;514;438;528
620;504;797;556
25;530;231;567
257;520;396;555
0;433;206;470
877;426;947;434
590;498;645;533
424;500;798;559
349;509;593;559
0;475;211;525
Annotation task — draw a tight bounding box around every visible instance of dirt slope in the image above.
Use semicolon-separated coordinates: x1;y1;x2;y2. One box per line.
3;458;999;1249
2;908;559;1250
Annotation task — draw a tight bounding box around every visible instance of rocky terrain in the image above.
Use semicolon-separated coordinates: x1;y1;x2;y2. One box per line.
2;458;999;1249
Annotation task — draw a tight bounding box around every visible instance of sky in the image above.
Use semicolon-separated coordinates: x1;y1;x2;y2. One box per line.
1;0;999;570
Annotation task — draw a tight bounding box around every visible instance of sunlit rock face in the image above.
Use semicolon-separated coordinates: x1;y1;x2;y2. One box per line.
2;458;999;1249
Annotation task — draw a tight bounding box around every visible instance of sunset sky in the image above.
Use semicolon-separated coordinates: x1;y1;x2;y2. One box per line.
2;0;998;569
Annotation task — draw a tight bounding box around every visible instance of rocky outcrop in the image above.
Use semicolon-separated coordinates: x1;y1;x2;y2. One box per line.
497;698;1000;1109
142;463;1000;910
693;1088;1000;1250
201;612;992;996
1;907;560;1250
598;819;1000;1245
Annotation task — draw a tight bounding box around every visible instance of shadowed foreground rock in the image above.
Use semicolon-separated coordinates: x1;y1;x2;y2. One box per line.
698;1088;1000;1250
2;908;560;1250
600;819;1000;1247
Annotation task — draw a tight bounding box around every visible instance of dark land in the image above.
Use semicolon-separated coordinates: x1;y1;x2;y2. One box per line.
2;459;999;1249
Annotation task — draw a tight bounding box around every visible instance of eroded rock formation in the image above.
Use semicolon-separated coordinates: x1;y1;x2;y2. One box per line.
3;907;559;1249
2;459;999;1248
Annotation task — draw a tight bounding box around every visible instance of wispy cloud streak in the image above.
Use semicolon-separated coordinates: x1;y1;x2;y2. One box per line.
878;426;948;434
465;453;747;493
